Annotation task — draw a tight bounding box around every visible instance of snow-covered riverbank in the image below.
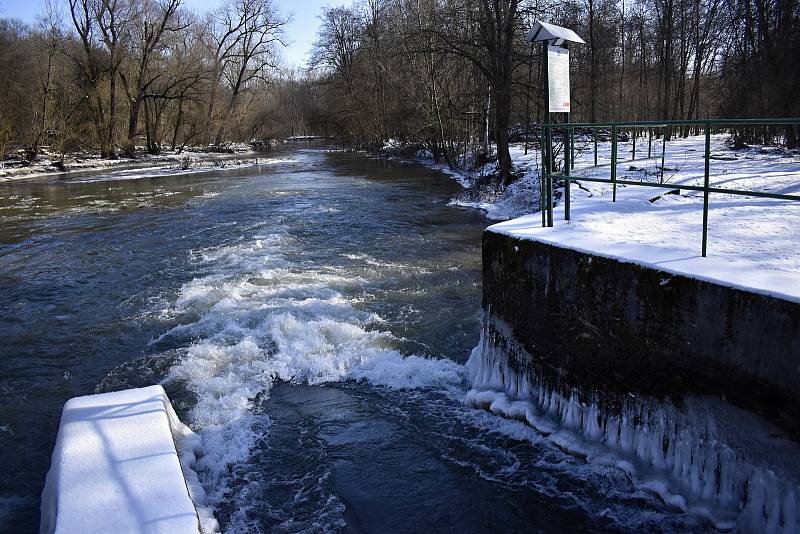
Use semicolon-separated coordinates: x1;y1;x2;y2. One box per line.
0;146;270;183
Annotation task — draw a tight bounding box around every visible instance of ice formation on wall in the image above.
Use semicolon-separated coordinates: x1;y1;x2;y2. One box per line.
466;314;800;533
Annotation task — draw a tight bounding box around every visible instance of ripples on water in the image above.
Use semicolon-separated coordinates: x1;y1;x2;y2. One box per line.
0;149;705;533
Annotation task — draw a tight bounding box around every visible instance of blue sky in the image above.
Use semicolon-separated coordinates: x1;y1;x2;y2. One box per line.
0;0;346;66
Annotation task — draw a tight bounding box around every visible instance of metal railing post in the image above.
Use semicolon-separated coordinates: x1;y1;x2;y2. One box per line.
570;127;575;168
611;125;618;202
660;127;667;183
541;126;547;227
594;128;598;166
702;122;711;257
546;123;554;227
565;125;571;220
632;128;636;161
648;127;652;158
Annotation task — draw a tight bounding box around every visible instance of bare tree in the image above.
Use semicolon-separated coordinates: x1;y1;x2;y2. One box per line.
94;0;137;156
120;0;184;155
204;0;287;146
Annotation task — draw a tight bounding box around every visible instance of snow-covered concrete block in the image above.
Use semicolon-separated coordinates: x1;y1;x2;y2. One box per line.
40;385;218;534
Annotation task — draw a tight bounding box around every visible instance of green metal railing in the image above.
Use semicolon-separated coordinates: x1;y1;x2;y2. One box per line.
539;118;800;257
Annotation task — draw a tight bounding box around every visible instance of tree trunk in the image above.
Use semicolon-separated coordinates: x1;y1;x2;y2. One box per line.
494;86;513;185
172;98;184;151
125;97;142;157
484;90;491;156
588;0;598;123
214;93;237;146
205;63;220;145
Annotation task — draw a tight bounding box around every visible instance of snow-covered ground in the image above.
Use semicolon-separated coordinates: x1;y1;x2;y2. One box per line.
41;385;218;533
423;134;800;300
0;145;269;183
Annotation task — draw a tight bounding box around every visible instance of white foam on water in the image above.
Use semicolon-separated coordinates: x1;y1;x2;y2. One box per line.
159;232;465;525
341;252;434;273
466;312;800;533
348;352;465;390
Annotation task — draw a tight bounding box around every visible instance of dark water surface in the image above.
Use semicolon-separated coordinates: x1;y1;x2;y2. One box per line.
0;148;701;533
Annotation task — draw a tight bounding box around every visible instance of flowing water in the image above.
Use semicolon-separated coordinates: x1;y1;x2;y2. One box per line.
0;147;706;533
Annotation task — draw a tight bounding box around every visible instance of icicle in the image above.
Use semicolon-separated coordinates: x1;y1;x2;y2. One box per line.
518;371;531;399
584;404;602;441
635;423;651;462
689;440;704;498
505;369;517;397
564;394;581;430
541;389;551;414
604;416;620;449
650;411;667;469
764;471;781;534
619;415;634;453
674;429;692;490
781;486;799;534
547;390;559;418
664;428;676;471
700;441;718;502
742;470;767;533
537;380;546;407
717;447;736;508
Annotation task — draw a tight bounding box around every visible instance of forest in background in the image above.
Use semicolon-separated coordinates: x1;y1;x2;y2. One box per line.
1;0;798;182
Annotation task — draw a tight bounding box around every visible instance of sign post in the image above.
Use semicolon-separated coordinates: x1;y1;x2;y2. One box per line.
547;44;572;221
526;21;584;227
541;40;552;226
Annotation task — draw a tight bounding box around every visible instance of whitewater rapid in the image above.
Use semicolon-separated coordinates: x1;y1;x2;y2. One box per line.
153;229;466;528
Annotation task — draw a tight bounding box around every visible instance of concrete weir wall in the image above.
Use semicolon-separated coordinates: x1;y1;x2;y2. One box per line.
481;229;800;437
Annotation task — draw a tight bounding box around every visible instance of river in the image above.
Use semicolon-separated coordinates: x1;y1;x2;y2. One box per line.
0;147;703;533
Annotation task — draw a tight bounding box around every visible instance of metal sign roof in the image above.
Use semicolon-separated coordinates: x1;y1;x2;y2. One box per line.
526;20;585;45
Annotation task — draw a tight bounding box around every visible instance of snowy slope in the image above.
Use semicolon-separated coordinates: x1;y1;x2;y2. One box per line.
40;385;218;534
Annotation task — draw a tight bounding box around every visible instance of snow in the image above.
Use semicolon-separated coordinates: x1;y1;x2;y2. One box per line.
480;135;800;302
284;135;325;141
491;212;800;302
58;157;294;184
40;385;219;534
0;146;273;183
